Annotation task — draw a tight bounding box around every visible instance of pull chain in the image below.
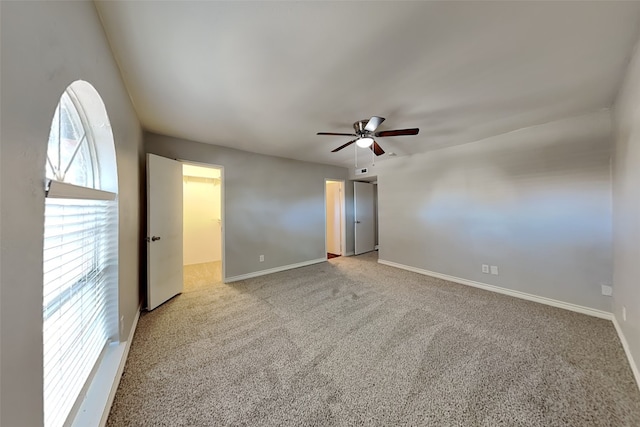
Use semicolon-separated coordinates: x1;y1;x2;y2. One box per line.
355;143;358;168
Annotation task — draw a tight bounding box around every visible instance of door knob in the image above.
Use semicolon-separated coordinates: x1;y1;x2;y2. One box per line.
151;236;161;241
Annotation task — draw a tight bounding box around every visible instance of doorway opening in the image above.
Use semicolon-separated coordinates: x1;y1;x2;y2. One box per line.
325;179;346;259
182;163;224;290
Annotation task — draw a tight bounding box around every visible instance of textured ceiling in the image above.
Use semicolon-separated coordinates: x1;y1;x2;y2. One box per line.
96;1;640;167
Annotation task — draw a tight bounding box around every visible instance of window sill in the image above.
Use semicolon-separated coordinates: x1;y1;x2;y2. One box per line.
70;342;125;427
71;309;140;427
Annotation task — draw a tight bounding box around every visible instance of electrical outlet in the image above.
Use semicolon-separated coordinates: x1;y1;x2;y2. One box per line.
259;255;264;262
623;306;627;322
601;284;613;296
482;264;489;274
490;265;499;275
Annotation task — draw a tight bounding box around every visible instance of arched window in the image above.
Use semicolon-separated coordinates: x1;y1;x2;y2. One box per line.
42;81;118;427
46;89;98;188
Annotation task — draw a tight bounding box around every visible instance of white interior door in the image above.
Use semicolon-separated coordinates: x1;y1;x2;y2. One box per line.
354;181;375;255
147;153;183;310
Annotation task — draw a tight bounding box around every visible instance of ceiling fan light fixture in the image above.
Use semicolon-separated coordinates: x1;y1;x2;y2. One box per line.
356;137;374;148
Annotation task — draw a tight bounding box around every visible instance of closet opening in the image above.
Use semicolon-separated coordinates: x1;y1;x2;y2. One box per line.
182;163;224;289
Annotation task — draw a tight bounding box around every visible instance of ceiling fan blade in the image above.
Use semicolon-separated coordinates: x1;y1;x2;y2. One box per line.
364;116;385;132
317;132;357;136
331;139;358;152
375;128;419;137
370;141;385;156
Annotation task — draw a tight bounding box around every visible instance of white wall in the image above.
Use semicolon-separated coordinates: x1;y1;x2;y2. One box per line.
371;112;613;312
146;133;353;278
183;176;222;265
613;37;640;382
0;2;143;425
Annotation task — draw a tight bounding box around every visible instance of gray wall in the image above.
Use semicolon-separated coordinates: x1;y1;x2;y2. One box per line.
145;133;353;278
613;37;640;378
0;2;143;425
372;112;613;312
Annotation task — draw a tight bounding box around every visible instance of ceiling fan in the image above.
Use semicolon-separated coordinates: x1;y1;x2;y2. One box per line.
317;116;419;156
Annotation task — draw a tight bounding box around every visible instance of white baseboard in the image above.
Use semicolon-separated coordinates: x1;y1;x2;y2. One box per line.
72;305;141;427
225;258;326;282
344;251;355;257
612;316;640;392
378;259;613;320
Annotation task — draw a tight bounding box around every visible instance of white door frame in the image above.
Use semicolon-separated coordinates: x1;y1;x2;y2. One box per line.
179;159;226;282
324;179;346;258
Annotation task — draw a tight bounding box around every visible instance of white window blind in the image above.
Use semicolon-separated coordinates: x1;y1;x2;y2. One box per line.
43;195;117;427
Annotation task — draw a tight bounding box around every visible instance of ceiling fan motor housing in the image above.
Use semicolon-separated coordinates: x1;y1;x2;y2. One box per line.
354;120;370;136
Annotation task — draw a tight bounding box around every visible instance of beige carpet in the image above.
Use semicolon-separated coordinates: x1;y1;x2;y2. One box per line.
108;253;640;426
183;261;222;292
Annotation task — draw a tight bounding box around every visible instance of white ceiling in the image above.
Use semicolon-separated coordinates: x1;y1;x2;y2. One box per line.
96;1;640;167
